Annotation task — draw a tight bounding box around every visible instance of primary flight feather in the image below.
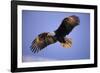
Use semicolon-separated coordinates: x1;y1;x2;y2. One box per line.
30;15;80;53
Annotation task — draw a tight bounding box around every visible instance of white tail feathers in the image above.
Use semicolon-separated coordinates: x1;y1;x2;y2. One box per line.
60;37;72;48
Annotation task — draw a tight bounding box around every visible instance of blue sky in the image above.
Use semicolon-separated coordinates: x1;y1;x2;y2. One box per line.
22;10;90;62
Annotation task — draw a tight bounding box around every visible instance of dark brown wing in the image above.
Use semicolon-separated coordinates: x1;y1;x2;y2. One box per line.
30;33;57;53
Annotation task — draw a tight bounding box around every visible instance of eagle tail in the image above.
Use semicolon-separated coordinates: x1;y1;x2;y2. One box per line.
60;37;72;48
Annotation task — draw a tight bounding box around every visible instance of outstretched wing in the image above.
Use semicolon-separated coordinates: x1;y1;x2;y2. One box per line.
30;33;57;53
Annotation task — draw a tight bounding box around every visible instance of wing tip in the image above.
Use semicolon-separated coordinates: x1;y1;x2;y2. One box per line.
30;44;40;53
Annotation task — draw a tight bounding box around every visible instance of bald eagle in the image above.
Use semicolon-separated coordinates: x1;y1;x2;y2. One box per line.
30;15;80;53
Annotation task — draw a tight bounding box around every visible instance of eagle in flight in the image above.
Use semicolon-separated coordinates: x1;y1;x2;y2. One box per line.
30;15;80;53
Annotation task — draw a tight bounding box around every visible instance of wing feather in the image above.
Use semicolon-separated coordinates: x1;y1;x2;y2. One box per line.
30;33;57;53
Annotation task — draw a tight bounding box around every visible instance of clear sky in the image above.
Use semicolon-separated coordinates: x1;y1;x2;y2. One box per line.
22;10;90;62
